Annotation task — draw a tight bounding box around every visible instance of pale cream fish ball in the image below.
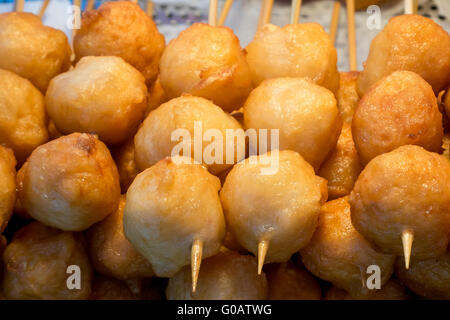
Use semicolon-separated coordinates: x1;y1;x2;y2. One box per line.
123;157;225;277
18;133;121;231
0;69;48;164
246;23;339;94
134;95;244;175
0;12;71;92
2;221;92;300
243;77;341;170
300;197;395;299
74;1;165;86
220;150;323;267
0;146;16;233
166;250;268;300
46;56;148;145
159;23;253;113
357;14;450;95
353;71;443;165
349;145;450;263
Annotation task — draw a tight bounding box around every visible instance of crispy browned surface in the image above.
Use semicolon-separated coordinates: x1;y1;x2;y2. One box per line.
0;69;48;164
357;14;450;95
265;262;321;300
349;145;450;260
336;71;360;124
160;23;252;113
0;146;15;232
74;1;165;86
166;251;268;300
353;71;443;165
324;279;409;300
2;222;92;300
113;138;140;193
319;124;362;200
19;133;120;231
396;252;450;299
300;197;395;299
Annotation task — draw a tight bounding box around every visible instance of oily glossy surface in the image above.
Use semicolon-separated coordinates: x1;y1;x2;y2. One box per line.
0;146;15;232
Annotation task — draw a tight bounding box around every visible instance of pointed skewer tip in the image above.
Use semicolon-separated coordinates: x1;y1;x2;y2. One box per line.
191;239;203;293
401;230;414;270
257;240;269;275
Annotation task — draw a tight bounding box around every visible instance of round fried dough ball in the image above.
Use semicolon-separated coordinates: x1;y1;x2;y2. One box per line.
46;56;148;145
2;221;92;300
246;23;339;94
89;276;141;300
0;12;71;92
0;146;16;232
265;262;321;300
19;133;120;231
318;123;362;200
166;250;268;300
336;71;360;124
220;150;323;264
357;14;450;95
146;76;168;116
113;138;139;193
87;195;153;280
0;69;48;164
123;157;226;277
243;78;341;170
300;197;395;299
159;23;252;113
74;1;165;86
325;280;409;300
349;145;450;261
396;252;450;299
134;95;244;175
353;71;443;165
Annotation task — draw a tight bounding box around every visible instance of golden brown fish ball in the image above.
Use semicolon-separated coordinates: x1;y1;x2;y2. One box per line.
336;71;360;124
89;276;141;300
87;195;153;280
300;197;395;299
357;14;450;95
0;69;48;164
265;262;321;300
353;71;443;165
2;221;92;300
0;146;16;233
243;78;341;170
13;163;32;220
74;1;165;86
134;95;243;175
318;124;362;200
166;251;268;300
349;145;450;262
47;120;63;141
396;252;450;299
46;56;148;145
146;76;169;117
246;23;339;94
19;133;121;231
0;12;71;92
220;150;323;265
325;280;409;300
113;138;140;193
443;134;450;160
123;157;225;277
159;23;252;113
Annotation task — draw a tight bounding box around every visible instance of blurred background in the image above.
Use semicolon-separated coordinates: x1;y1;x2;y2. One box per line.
0;0;449;70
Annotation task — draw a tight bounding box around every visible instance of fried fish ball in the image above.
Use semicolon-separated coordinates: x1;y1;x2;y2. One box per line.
265;262;321;300
220;150;323;265
159;23;252;113
318;124;362;200
113;138;139;193
146;76;169;116
0;146;16;233
2;221;92;300
74;1;165;86
134;95;243;175
0;12;71;92
89;276;141;300
396;252;450;299
443;90;450;130
14;163;32;220
123;157;226;277
19;133;120;231
87;195;153;280
336;71;360;124
357;14;450;95
443;134;450;160
349;145;450;261
243;78;341;170
246;23;339;94
325;280;409;300
0;69;48;164
166;251;268;300
46;56;148;145
300;197;395;299
353;71;443;165
47;120;63;141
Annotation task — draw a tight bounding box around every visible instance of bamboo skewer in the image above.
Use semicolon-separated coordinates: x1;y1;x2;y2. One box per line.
218;0;233;26
146;0;153;17
290;0;302;25
86;0;95;11
257;239;269;275
38;0;50;19
191;239;203;293
14;0;24;12
209;0;218;26
72;0;81;42
329;2;341;45
404;0;418;14
402;230;414;269
346;0;357;71
257;0;274;30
